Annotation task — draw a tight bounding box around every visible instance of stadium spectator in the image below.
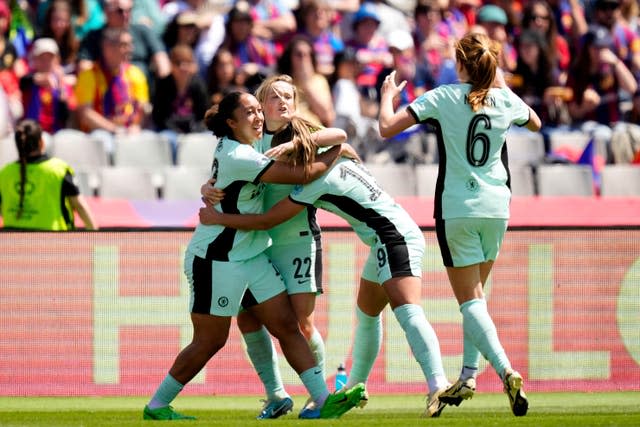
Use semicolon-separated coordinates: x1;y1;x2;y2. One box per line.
509;29;570;128
567;26;639;164
360;0;411;39
0;1;24;122
331;46;380;160
520;0;571;83
378;32;541;416
220;1;277;92
36;0;106;41
38;0;80;79
74;27;150;161
590;0;640;80
277;35;335;127
77;0;171;82
131;0;167;37
20;38;75;134
152;44;209;163
441;0;474;40
546;0;588;44
413;0;458;86
160;0;225;77
345;3;391;98
246;0;297;53
475;4;517;72
143;91;366;421
567;26;637;128
0;119;97;231
162;10;201;53
296;0;344;77
205;47;246;108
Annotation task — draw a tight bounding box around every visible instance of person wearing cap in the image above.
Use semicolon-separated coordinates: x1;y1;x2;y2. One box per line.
591;0;640;79
475;4;517;72
345;2;392;93
20;38;75;134
567;25;638;163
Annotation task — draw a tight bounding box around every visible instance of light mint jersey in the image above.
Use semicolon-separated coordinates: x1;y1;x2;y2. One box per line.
187;136;274;261
289;158;420;247
256;130;320;246
408;84;531;220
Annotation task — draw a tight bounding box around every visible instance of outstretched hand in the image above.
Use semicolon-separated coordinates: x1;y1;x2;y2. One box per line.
381;71;407;99
199;206;223;225
339;143;362;162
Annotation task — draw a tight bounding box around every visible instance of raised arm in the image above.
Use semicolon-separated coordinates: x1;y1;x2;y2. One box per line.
264;127;347;158
199;197;304;229
261;143;357;184
378;71;418;138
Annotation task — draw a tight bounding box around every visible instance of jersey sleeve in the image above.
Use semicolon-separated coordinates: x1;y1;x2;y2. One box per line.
407;87;442;123
508;90;532;127
231;143;275;184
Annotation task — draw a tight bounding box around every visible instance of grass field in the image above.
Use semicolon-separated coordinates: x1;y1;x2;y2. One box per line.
2;392;640;427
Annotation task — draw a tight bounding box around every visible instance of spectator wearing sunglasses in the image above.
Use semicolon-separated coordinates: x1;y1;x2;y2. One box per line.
77;0;171;82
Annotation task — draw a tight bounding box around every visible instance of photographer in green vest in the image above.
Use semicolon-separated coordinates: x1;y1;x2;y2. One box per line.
0;119;98;230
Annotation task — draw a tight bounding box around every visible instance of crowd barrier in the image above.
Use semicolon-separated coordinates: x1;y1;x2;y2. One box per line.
1;228;638;396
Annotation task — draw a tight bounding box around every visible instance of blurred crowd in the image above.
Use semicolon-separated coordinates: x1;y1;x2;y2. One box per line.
0;0;639;166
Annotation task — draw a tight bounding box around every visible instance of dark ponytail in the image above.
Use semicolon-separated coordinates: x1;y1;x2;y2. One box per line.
204;91;244;138
14;119;42;219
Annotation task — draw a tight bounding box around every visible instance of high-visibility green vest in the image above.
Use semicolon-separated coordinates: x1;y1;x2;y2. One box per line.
0;157;75;230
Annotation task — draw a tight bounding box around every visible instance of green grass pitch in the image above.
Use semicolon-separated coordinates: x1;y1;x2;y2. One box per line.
1;392;639;426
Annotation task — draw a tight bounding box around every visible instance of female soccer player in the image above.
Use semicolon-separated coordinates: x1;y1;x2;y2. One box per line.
143;91;366;421
203;75;350;419
199;158;452;418
378;32;542;416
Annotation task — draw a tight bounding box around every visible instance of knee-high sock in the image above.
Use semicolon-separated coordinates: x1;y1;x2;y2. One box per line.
460;298;511;379
299;367;329;406
345;306;382;388
461;327;481;380
308;328;326;378
393;304;449;392
243;326;288;401
148;374;183;409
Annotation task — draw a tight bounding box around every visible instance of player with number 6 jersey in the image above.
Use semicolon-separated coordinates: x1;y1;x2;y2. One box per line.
378;32;542;417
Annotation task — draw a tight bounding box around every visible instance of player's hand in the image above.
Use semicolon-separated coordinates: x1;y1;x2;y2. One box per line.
265;141;294;159
199;206;223;225
339;143;362;162
381;71;407;99
201;178;225;206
